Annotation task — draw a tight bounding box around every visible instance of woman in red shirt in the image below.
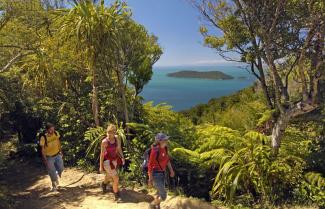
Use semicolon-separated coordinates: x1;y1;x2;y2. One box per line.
148;133;175;209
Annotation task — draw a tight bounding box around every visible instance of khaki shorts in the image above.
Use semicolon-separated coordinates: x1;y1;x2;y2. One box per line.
103;160;118;177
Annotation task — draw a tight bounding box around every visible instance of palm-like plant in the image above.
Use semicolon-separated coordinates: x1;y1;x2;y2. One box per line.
84;117;126;160
60;0;129;126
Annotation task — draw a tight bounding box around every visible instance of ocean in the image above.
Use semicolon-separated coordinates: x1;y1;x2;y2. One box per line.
140;65;256;111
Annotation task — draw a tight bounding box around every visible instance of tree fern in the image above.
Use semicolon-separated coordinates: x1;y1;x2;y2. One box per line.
196;125;242;152
196;125;307;204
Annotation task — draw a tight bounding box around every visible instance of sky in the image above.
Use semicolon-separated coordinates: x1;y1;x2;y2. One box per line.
126;0;226;67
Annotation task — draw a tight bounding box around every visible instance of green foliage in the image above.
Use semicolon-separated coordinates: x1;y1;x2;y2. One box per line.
182;87;268;131
84;126;106;158
294;172;325;207
0;1;324;208
0;0;162;165
257;109;275;127
142;102;197;149
172;124;313;205
304;172;325;188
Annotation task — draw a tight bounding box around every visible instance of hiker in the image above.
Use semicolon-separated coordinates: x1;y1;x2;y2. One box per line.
39;123;64;192
99;124;125;201
148;133;175;209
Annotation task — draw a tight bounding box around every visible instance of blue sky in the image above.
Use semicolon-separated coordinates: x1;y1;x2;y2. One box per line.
126;0;226;66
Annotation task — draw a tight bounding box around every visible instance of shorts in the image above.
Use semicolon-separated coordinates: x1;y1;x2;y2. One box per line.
103;160;118;177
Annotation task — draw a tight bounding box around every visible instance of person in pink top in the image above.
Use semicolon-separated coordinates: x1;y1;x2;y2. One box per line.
99;124;125;202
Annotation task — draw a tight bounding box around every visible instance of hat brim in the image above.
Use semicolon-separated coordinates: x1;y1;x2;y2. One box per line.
156;136;170;141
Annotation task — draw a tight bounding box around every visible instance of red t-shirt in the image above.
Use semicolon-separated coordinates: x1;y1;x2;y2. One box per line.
148;145;170;175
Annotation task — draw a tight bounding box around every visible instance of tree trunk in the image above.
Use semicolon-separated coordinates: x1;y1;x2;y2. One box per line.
92;79;100;127
256;57;273;108
271;112;290;154
263;37;289;105
90;53;100;127
271;103;317;154
116;67;130;138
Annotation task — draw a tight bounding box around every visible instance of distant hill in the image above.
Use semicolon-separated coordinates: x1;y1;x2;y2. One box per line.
167;70;234;80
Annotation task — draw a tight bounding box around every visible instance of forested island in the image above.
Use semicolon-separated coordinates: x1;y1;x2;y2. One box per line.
167;70;234;80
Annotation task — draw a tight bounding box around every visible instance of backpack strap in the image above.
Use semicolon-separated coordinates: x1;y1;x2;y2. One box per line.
40;133;48;147
54;131;62;140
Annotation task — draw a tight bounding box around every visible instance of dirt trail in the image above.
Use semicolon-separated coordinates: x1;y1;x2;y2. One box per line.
0;159;218;209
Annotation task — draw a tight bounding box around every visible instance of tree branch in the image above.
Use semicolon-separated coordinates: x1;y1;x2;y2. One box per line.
269;0;286;34
0;51;33;73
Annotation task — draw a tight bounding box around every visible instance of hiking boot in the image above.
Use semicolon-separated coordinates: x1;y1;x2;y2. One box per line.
55;180;60;189
114;192;122;202
50;186;57;192
51;180;59;191
101;182;107;193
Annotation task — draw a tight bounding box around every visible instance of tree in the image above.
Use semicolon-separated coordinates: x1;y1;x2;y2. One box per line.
193;0;274;109
193;0;324;153
99;14;162;133
60;0;129;126
124;23;162;96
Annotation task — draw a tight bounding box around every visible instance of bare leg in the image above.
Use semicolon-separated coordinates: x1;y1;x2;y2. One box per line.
112;175;119;193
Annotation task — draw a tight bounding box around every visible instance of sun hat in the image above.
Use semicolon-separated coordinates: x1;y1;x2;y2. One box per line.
155;133;170;142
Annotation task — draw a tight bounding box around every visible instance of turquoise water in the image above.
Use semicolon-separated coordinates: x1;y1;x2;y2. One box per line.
140;65;255;111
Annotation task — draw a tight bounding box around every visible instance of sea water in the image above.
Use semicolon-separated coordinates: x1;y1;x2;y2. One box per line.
140;65;256;111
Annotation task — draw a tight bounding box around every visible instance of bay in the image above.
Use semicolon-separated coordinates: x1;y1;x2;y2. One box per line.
140;65;256;111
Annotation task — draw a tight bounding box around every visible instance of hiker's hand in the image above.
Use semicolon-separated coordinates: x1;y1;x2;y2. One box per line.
148;176;153;188
60;152;64;158
122;158;125;165
44;161;50;170
170;169;175;178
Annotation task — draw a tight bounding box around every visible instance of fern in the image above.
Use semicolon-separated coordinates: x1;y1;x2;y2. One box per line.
84;126;106;157
257;109;275;127
196;125;242;152
304;172;325;188
172;147;201;164
196;124;308;204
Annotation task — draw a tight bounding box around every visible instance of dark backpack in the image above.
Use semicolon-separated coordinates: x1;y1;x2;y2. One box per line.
141;144;168;174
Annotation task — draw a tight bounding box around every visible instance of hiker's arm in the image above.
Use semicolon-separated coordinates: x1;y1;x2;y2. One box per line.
41;146;48;168
99;141;105;173
167;161;175;177
148;149;156;181
40;136;48;167
58;136;63;156
117;136;125;161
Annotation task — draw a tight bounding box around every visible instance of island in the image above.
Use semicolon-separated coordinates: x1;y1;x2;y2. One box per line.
167;70;234;80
